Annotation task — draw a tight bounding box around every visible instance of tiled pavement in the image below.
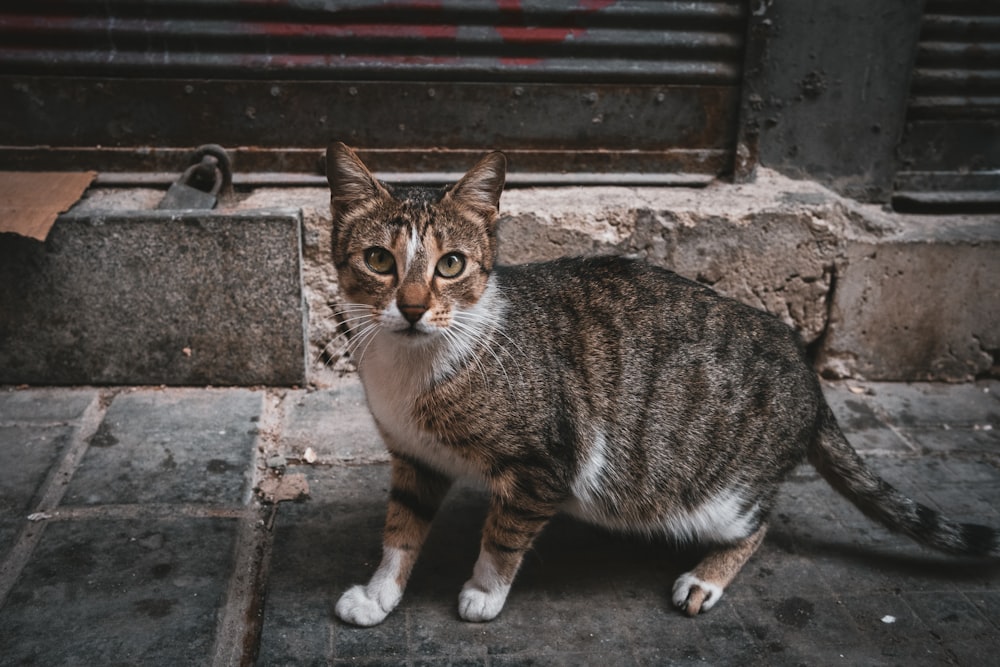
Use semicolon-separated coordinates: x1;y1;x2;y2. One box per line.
0;379;998;666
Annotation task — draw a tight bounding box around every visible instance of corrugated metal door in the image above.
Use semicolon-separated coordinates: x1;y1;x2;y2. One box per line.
893;0;1000;212
0;0;749;185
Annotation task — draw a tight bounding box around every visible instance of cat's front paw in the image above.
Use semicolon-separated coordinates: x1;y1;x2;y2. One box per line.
672;572;724;616
335;584;399;627
458;582;509;622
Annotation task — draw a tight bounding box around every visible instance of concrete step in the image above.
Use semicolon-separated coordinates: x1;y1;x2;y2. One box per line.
1;169;997;385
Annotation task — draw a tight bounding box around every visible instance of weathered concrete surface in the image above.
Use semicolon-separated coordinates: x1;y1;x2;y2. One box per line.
3;382;998;665
495;176;847;346
0;209;306;386
492;177;1000;382
816;215;1000;381
741;0;923;203
4;170;995;385
210;172;1000;384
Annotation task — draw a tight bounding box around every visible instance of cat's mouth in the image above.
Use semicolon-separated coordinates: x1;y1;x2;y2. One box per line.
391;323;433;339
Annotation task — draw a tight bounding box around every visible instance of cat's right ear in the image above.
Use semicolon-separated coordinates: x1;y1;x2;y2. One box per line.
326;142;391;216
446;151;507;214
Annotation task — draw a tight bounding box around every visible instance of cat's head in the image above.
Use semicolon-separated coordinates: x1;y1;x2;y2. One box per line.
326;142;507;342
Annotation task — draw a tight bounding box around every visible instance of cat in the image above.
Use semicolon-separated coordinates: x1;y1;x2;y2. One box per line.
323;141;999;627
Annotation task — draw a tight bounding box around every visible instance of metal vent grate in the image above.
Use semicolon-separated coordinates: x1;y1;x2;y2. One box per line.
894;0;1000;213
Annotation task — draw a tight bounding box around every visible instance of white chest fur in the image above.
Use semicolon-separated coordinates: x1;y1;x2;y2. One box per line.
352;278;506;482
357;327;489;483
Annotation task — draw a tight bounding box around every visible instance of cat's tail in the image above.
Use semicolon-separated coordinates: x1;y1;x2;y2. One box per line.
809;402;1000;558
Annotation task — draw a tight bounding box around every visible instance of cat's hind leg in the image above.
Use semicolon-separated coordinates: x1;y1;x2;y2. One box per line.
672;523;767;616
336;455;451;626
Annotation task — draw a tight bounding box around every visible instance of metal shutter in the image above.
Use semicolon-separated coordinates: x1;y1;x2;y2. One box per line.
0;0;748;185
893;0;1000;212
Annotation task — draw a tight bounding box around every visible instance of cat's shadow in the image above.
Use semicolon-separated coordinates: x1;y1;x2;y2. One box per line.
782;534;1000;582
321;484;999;625
404;486;1000;607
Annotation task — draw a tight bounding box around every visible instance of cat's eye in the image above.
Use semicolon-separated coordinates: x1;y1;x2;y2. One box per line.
364;247;396;275
436;253;466;278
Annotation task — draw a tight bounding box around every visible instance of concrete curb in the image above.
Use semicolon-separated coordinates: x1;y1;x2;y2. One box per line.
2;170;996;385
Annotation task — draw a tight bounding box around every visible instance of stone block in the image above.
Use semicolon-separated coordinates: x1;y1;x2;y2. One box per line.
63;388;261;505
817;220;1000;381
0;209;305;386
0;518;237;665
280;377;387;465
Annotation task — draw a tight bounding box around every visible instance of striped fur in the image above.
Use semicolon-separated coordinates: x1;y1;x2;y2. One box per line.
325;142;999;627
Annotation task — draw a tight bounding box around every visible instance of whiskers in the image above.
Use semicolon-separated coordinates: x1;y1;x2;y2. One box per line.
449;309;525;394
316;303;381;370
316;300;525;397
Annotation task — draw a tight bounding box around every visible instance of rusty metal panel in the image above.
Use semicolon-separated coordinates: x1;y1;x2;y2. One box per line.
0;0;747;180
894;0;1000;212
0;1;746;83
0;79;737;150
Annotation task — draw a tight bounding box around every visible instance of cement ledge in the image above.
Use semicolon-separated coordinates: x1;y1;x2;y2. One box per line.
3;169;995;385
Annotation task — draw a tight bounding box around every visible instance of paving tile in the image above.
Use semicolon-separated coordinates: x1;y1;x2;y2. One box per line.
514;516;681;607
281;380;387;465
258;465;388;666
822;382;913;453
922;482;1000;526
968;591;1000;630
484;601;637;657
407;606;491;661
255;381;1000;666
738;592;864;644
905;424;1000;456
333;609;409;661
942;639;1000;667
669;604;766;666
0;517;236;666
491;652;640;667
863;382;1000;427
904;591;997;640
776;641;950;667
333;658;410;667
729;545;833;601
0;425;71;516
838;592;931;641
934;457;1000;485
410;604;557;660
413;657;489;667
63;388;261;505
0;425;72;561
0;387;98;423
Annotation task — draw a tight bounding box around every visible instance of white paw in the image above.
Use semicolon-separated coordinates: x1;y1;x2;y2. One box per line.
672;572;724;616
335;583;401;627
458;581;510;623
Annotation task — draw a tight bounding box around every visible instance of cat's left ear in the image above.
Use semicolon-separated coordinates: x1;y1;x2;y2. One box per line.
446;151;507;214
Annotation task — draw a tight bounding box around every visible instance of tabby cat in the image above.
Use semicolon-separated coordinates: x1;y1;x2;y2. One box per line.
324;142;999;627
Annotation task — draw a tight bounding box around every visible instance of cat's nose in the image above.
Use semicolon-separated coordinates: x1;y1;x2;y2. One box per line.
398;303;428;324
